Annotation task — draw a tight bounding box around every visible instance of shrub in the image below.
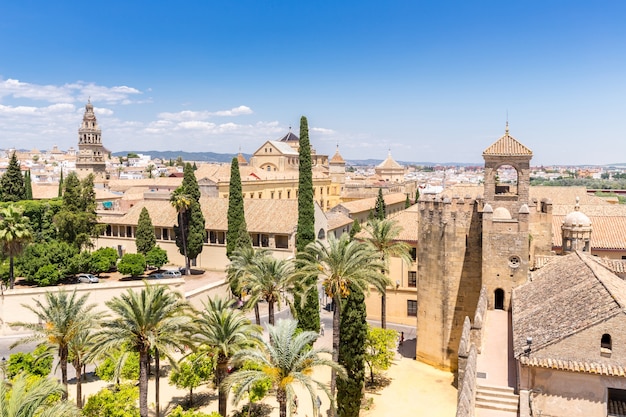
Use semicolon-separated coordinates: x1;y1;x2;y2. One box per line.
117;253;146;277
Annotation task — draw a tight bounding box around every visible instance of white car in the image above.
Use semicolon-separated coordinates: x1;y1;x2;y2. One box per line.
77;274;99;284
161;270;182;278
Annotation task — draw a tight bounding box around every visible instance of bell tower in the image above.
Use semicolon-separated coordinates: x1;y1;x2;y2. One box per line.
76;100;106;179
481;123;533;310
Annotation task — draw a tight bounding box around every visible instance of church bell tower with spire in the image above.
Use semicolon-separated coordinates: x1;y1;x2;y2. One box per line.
76;100;107;180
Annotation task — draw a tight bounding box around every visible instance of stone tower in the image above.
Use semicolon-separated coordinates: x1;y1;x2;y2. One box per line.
416;194;484;371
481;123;532;311
416;124;538;371
329;145;346;185
76;100;106;179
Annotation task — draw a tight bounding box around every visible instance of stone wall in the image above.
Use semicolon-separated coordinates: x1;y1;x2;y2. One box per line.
417;194;483;370
456;344;478;417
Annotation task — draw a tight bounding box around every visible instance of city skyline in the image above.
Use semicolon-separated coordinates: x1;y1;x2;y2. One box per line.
1;1;625;166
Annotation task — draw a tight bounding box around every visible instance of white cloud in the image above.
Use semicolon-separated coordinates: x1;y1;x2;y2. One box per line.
0;78;143;105
158;105;253;121
311;127;335;135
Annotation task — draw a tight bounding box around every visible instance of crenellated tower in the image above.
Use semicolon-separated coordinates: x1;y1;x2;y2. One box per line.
416;194;484;370
76;100;106;179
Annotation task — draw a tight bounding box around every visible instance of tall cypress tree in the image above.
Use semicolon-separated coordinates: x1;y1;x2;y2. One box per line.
0;152;26;202
58;169;64;198
136;207;156;255
349;218;361;241
25;170;33;200
295;116;320;333
374;188;386;220
226;157;250;259
404;193;410;209
337;283;367;417
174;163;206;273
415;187;420;204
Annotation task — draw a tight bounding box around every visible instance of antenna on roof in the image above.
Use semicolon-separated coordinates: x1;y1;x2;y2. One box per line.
506;110;509;134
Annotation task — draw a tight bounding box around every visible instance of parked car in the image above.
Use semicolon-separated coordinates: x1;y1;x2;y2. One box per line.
162;270;182;278
77;273;99;284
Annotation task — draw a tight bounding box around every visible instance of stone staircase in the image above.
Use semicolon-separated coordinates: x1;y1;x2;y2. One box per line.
476;384;519;414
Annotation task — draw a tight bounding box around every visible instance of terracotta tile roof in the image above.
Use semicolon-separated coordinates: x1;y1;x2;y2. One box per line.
107;178;182;192
482;127;533;156
552;215;626;250
332;192;408;215
388;205;419;242
519;356;626;377
593;257;626;274
98;197;300;234
376;152;403;169
326;211;353;231
330;149;345;164
95;188;122;201
513;251;626;359
32;183;60;200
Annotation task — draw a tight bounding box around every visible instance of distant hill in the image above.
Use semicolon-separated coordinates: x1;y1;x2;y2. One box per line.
111;151;482;167
112;150;252;164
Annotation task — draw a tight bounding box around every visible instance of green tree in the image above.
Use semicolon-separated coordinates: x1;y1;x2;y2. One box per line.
236;252;297;326
0;205;33;288
348;218;361;240
117;253;146;277
196;296;262;417
295;116;320;334
82;383;140;417
170;189;191;274
95;349;140;384
6;344;53;379
58;169;64;198
89;247;119;274
415;187;420;204
0;152;26;202
363;219;412;329
404;193;410;209
11;290;96;398
296;234;388;416
146;246;169;269
69;327;96;408
226;246;269;324
374;188;386;220
145;164;156;179
33;263;62;286
92;285;195;417
226;157;251;260
135;207;156;255
54;173;98;250
25;170;33;200
364;327;397;384
16;241;77;285
224;319;346;417
169;348;216;407
167;406;220;417
185;200;206;270
0;373;80;417
337;283;367;417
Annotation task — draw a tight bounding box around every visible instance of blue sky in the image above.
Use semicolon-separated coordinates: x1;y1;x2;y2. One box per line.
1;1;625;166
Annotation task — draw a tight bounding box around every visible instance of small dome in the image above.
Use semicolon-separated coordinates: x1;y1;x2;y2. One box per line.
493;207;512;220
563;211;591;227
563;196;592;227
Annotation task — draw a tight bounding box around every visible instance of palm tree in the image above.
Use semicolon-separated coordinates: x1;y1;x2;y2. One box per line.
225;319;346;417
363;218;413;329
227;246;270;325
0;205;33;289
0;373;80;417
145;164;156;179
228;247;297;326
11;290;96;399
69;328;96;409
196;296;262;417
92;284;195;417
170;189;191;275
246;255;297;326
296;234;389;417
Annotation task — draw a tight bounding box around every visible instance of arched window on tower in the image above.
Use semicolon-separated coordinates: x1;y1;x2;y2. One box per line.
601;333;612;356
495;164;519;196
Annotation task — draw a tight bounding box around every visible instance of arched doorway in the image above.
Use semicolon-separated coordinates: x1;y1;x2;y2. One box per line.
494;288;505;310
